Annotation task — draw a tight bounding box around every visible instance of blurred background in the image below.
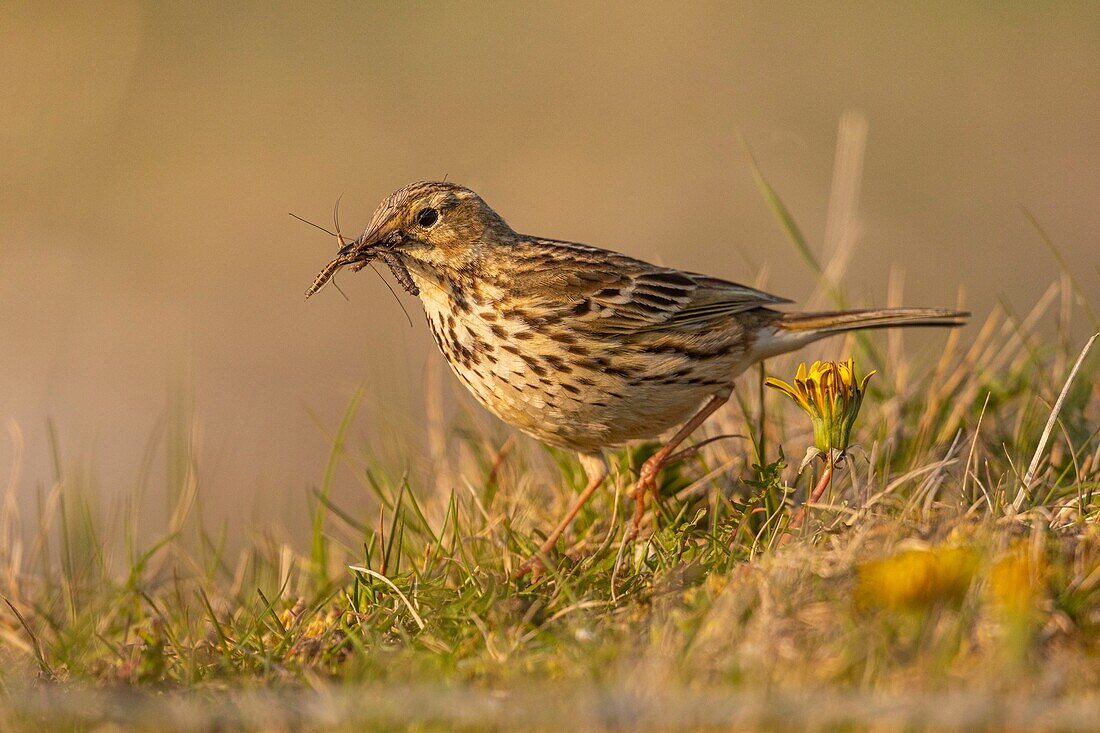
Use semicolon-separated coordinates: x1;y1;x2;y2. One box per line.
2;2;1098;543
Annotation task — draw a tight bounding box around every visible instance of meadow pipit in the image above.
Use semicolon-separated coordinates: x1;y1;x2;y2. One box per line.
307;181;967;577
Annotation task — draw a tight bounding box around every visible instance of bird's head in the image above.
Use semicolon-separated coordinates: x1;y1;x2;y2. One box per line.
305;181;512;299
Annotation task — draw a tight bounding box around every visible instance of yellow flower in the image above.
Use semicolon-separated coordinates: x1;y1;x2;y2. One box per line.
766;359;875;457
988;548;1047;661
856;546;977;611
989;550;1045;618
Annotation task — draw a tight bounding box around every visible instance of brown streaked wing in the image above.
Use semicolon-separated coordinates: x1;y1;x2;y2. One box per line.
508;238;791;335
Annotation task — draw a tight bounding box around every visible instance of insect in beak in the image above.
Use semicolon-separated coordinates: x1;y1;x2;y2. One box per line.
306;233;419;299
305;234;372;299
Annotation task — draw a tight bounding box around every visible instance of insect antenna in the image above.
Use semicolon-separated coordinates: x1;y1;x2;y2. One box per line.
332;194;347;246
289;211;339;238
368;262;414;328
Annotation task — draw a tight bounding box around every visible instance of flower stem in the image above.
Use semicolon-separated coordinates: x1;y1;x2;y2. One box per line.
789;455;835;530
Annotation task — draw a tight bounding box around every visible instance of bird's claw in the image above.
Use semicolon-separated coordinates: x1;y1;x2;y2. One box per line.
511;555;545;581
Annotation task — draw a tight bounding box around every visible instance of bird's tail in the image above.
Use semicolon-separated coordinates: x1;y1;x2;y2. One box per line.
777;307;969;334
755;307;969;360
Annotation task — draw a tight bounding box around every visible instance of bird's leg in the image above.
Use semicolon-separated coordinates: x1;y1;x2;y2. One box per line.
627;393;730;542
512;454;609;580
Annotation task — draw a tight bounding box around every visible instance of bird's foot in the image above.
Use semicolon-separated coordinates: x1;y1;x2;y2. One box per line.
625;458;664;542
511;554;546;581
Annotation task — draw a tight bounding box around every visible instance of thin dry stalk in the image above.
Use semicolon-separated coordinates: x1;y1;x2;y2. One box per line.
811;109;867;309
1011;332;1099;512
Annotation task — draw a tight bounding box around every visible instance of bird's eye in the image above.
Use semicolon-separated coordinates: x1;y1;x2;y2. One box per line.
416;207;439;228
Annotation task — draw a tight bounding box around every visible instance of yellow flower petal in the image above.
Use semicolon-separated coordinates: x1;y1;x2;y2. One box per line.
767;357;873;455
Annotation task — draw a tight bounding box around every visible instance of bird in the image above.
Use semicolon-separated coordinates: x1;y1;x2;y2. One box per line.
306;181;968;577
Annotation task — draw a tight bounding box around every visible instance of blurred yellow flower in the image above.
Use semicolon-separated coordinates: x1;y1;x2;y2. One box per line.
990;550;1045;617
766;359;875;458
856;546;977;611
274;606;342;640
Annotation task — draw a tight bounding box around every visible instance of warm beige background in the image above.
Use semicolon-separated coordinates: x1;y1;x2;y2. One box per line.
2;2;1098;538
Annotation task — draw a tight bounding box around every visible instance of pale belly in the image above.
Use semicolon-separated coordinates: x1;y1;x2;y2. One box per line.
416;279;747;453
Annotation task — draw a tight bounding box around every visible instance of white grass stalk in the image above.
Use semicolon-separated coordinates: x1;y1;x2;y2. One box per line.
1012;332;1099;512
348;565;426;630
811;109;868;310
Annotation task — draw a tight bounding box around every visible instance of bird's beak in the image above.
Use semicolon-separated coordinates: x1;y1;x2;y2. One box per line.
342;207;405;257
